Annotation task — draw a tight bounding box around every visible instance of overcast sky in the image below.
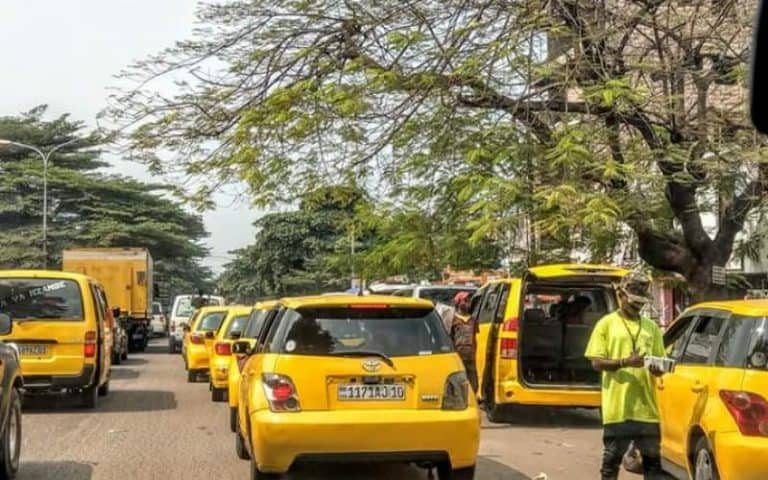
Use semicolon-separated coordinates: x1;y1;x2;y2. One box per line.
0;0;258;272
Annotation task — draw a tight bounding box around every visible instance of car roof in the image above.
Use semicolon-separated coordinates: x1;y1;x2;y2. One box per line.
684;299;768;317
527;263;629;279
224;305;253;316
196;305;232;314
0;269;91;282
254;300;279;309
279;294;433;310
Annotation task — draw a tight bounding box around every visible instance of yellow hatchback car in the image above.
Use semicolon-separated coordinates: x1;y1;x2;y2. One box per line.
209;306;252;402
228;301;279;432
0;270;113;408
183;306;229;383
659;300;768;480
234;295;480;480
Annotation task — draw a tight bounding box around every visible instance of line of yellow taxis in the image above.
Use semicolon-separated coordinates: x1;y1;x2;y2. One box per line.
179;263;767;480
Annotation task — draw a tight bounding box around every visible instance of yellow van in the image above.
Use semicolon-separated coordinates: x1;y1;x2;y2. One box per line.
183;305;229;382
474;264;627;421
0;270;113;408
227;300;279;432
209;305;252;402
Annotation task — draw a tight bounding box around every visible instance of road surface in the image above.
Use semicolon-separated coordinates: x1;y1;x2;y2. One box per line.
18;340;644;479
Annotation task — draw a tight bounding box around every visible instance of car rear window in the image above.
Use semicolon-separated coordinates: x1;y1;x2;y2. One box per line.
0;278;84;321
272;307;453;357
714;315;768;369
196;311;226;332
243;309;269;339
224;314;249;338
419;288;476;305
152;303;162;315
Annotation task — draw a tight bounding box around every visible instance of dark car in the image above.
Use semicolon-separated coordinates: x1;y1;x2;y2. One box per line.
0;313;23;479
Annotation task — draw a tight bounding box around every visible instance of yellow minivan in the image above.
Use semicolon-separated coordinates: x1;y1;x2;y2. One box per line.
0;270;113;408
183;306;229;382
209;305;252;402
227;300;279;432
658;300;768;480
235;295;480;479
474;264;627;421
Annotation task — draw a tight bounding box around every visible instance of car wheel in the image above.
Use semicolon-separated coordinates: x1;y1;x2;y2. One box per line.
112;351;121;366
81;385;98;409
250;460;281;480
694;437;720;480
98;381;110;397
212;388;227;403
168;339;176;354
187;371;197;383
0;388;22;480
229;407;238;433
235;429;251;460
121;349;128;361
437;463;475;480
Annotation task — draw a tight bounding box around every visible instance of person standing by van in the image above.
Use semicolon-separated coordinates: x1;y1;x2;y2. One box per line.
584;269;666;480
450;291;479;394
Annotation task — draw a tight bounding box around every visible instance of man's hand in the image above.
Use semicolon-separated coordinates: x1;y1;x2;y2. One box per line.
624;352;645;368
648;365;665;377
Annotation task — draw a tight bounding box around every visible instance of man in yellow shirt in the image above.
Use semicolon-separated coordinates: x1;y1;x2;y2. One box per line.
585;269;666;480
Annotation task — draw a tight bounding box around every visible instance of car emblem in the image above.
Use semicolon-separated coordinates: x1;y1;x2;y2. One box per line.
362;359;381;372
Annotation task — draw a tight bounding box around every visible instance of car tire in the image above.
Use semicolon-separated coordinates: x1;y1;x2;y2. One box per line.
187;371;197;383
168;340;176;354
112;351;121;366
121;349;128;361
81;385;98;409
250;460;280;480
437;463;475;480
236;430;251;460
693;437;720;480
212;388;227;403
98;381;110;397
229;407;238;433
0;388;22;480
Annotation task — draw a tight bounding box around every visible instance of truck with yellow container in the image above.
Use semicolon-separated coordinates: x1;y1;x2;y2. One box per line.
62;248;154;352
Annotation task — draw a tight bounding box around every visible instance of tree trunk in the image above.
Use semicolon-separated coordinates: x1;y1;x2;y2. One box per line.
684;260;727;304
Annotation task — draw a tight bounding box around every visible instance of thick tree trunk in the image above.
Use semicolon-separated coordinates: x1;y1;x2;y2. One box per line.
684;260;727;303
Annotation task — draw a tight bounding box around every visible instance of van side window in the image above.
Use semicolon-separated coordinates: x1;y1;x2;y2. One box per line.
478;285;500;325
680;316;725;365
90;284;105;324
494;284;510;323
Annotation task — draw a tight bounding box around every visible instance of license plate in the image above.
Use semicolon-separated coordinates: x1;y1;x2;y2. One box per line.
338;384;405;401
18;344;48;356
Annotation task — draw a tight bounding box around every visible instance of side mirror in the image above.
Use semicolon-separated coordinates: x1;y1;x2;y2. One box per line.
0;313;12;336
112;307;121;319
752;0;768;133
230;331;242;340
232;341;251;355
205;331;215;339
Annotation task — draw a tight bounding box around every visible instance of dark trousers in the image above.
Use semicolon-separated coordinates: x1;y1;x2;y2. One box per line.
460;356;478;394
601;421;663;480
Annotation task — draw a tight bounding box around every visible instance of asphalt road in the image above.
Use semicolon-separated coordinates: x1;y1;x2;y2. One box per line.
17;340;644;480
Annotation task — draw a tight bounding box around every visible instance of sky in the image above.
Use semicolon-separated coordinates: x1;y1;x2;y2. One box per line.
0;0;258;273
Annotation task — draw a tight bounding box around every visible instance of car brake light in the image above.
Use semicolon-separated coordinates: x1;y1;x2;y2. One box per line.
720;390;768;437
215;342;231;355
84;331;97;358
442;371;469;410
500;338;518;359
503;318;519;332
190;333;204;345
262;373;300;412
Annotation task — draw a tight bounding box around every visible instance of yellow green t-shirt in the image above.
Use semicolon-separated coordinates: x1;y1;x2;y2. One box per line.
584;311;665;425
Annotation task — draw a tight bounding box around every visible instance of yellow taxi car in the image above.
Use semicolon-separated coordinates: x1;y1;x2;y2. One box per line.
234;295;480;480
658;300;768;480
183;305;229;383
0;270;113;408
227;301;279;432
209;306;253;402
472;264;628;421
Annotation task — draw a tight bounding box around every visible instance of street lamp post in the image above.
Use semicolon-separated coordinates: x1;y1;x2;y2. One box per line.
0;138;78;269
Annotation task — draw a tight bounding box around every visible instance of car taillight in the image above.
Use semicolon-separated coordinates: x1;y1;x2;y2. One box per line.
502;317;519;332
720;390;768;437
500;338;518;359
190;333;204;345
84;331;97;358
262;373;300;412
215;342;231;355
442;371;469;410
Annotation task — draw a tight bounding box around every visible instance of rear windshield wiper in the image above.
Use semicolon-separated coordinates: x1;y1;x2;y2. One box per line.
330;350;395;369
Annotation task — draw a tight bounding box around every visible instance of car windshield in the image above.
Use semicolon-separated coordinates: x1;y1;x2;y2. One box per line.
196;311;226;332
273;307;453;357
419;288;476;306
152;303;162;315
175;297;194;318
0;278;84;321
224;314;249;338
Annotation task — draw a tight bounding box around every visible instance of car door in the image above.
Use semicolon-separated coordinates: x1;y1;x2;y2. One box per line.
659;311;727;466
89;282;110;385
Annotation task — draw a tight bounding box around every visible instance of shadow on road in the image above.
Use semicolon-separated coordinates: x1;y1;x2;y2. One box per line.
22;390;177;414
118;357;148;366
19;461;93;480
482;407;601;430
108;368;141;380
143;343;172;355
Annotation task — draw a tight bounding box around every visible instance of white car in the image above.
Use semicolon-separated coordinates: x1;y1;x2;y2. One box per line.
150;301;166;337
167;294;225;353
392;284;478;306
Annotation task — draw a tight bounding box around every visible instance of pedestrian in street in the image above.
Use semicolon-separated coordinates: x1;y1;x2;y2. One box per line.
584;269;666;480
450;291;479;394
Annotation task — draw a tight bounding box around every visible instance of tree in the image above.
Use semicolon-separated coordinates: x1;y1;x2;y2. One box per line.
113;1;763;300
0;107;212;291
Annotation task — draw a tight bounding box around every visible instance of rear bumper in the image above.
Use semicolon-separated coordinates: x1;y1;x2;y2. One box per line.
186;345;209;371
249;408;480;473
713;432;768;480
208;356;230;389
23;364;96;391
497;380;600;407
